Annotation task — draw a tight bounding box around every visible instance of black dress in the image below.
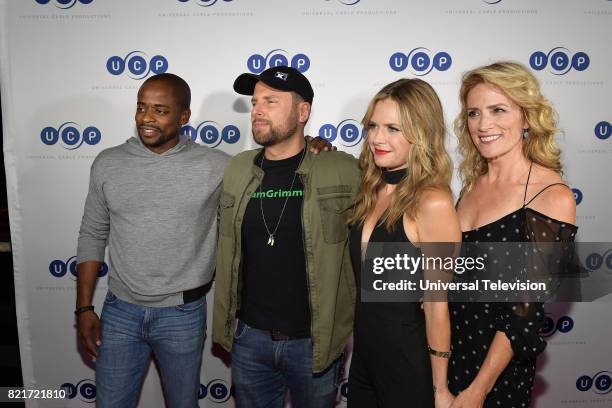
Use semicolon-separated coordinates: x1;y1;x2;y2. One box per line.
348;217;434;408
448;174;578;407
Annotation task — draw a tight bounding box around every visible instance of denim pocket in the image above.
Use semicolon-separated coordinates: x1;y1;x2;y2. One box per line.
103;291;119;305
234;319;249;340
175;296;205;312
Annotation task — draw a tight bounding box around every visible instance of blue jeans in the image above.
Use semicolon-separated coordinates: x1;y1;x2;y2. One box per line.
231;320;340;408
96;291;206;408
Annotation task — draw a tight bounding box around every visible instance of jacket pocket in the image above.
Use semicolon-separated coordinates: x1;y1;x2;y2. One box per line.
318;193;353;244
218;191;235;237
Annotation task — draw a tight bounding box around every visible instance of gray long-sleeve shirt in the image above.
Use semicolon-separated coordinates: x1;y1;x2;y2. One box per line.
77;136;229;306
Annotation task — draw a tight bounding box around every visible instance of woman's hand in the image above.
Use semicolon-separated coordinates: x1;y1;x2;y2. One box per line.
435;386;455;408
450;384;487;408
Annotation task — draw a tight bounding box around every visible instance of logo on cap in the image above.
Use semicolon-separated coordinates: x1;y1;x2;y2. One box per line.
274;72;289;80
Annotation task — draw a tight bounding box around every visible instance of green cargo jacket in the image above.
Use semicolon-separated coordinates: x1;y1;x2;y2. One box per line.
212;146;360;373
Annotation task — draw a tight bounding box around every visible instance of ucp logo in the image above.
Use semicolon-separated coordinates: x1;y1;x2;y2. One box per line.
576;371;612;394
572;188;583;205
61;379;96;403
35;0;93;8
319;119;365;147
40;123;101;149
389;48;452;75
199;379;233;403
49;256;108;280
529;48;590;74
247;50;310;74
585;249;612;272
181;122;240;148
178;0;232;5
106;52;169;80
541;313;574;337
595;121;611;140
325;0;361;4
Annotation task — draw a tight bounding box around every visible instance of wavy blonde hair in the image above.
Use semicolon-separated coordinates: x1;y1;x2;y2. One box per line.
454;61;562;193
350;78;452;230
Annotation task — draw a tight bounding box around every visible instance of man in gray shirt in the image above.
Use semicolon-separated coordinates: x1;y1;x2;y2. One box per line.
75;73;228;408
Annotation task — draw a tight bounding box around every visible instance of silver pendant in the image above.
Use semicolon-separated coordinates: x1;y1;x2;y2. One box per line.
267;235;275;246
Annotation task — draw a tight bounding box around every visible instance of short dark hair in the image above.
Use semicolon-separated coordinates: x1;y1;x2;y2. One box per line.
142;73;191;110
291;92;305;105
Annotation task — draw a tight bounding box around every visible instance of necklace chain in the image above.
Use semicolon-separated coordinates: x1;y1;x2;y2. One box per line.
259;148;306;246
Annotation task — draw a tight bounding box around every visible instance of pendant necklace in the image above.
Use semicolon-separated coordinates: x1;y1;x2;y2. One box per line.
259;148;306;246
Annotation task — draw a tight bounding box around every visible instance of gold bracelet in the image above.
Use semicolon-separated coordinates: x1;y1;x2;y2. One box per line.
428;345;451;358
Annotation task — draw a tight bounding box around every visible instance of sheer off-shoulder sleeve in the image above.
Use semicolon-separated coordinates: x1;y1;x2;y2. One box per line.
494;207;577;360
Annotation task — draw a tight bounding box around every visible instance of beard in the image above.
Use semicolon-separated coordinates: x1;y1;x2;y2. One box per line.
252;108;299;147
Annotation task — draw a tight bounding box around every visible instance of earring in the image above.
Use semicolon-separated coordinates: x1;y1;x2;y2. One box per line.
523;129;530;140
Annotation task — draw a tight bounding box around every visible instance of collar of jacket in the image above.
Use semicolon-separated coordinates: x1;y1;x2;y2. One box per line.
249;137;316;178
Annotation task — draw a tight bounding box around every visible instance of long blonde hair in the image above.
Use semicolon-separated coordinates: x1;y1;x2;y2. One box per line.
454;61;562;193
350;78;452;230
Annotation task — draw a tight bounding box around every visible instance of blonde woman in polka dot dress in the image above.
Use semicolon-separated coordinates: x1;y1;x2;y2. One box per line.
448;62;577;408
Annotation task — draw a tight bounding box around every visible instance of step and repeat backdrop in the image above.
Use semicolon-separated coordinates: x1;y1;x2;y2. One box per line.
1;0;611;407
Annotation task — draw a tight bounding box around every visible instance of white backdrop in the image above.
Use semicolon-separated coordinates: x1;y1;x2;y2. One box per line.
1;0;611;406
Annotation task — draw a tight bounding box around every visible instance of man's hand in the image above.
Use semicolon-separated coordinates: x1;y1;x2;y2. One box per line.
77;311;101;357
305;135;336;154
76;260;103;357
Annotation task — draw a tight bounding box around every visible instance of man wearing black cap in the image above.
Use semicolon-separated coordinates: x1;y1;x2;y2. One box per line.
213;66;360;407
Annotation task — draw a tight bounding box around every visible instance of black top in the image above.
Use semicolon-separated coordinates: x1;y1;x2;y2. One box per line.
239;148;310;337
350;217;425;329
448;165;577;407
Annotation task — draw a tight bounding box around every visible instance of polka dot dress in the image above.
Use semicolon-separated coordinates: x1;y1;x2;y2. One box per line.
448;206;577;408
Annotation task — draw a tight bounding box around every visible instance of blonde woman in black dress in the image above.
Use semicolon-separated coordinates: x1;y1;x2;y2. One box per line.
449;62;577;408
347;78;460;408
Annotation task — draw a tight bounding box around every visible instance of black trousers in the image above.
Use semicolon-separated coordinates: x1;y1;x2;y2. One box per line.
347;319;434;408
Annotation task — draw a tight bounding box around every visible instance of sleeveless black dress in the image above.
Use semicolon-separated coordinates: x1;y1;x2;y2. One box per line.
448;169;578;407
347;217;434;408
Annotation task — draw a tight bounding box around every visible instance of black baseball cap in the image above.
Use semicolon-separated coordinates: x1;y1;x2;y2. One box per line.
233;66;314;104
